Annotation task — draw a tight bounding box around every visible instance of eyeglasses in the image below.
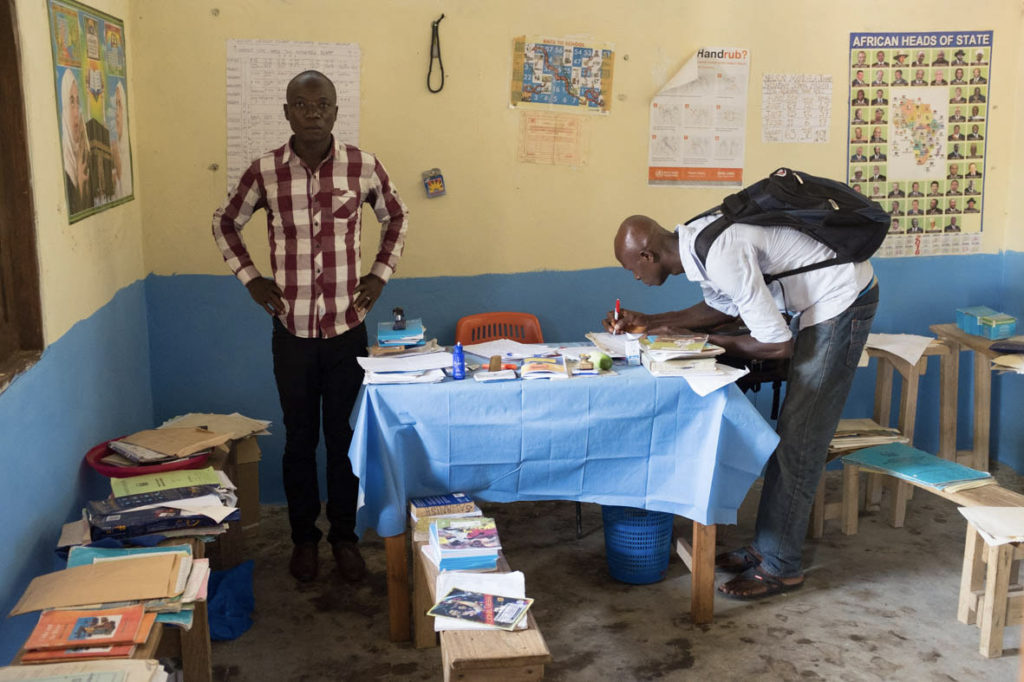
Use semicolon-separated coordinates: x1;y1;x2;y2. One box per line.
288;100;334;114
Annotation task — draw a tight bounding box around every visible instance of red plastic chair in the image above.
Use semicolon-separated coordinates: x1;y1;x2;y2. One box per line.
455;312;543;345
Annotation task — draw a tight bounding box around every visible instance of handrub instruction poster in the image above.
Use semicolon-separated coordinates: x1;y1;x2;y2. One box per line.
648;47;750;187
848;31;992;257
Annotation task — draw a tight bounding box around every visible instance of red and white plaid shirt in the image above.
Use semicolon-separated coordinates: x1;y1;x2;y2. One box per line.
213;138;409;339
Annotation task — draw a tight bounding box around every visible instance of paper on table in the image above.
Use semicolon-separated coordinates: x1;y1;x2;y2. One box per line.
119;427;233;458
959;506;1024;546
462;339;560;360
432;569;528;631
864;333;935;368
364;369;446;385
683;364;750;397
0;659;166;681
585;332;629;358
357;351;453;373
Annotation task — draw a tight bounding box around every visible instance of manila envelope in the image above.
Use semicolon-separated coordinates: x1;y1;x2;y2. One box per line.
10;553;182;616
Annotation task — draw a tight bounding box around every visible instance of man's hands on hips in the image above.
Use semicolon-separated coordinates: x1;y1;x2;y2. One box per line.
246;277;285;316
354;274;385;313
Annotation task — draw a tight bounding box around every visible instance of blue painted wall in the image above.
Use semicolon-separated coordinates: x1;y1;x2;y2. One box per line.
2;252;1021;663
0;282;154;664
147;252;1023;509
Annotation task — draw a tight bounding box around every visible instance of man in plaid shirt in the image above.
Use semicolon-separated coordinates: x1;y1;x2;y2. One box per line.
213;70;409;583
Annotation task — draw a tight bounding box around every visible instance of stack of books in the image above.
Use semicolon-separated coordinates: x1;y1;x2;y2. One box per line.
639;334;726;378
426;516;502;571
78;466;239;543
828;418;910;455
18;604;157;664
377;318;426;348
409;492;481;522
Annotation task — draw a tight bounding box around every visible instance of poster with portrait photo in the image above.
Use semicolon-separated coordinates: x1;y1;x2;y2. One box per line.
848;31;991;257
48;0;133;223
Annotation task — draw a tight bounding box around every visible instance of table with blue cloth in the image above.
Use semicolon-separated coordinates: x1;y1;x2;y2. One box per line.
348;363;780;640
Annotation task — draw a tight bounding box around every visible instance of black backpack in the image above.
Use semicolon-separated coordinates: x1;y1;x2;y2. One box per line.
688;167;890;285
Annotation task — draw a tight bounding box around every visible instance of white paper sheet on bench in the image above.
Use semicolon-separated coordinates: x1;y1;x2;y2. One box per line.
865;333;934;367
959;506;1024;546
432;567;528;631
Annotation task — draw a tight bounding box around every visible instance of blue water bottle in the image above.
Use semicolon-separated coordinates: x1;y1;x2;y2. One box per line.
452;342;466;380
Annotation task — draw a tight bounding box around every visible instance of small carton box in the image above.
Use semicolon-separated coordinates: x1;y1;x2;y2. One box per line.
209;436;262;536
978;313;1017;340
956;305;999;336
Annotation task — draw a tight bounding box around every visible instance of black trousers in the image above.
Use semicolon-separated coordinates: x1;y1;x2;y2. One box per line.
272;319;366;546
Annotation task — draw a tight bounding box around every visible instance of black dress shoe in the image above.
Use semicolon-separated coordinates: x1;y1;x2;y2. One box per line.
290;542;319;582
332;541;367;582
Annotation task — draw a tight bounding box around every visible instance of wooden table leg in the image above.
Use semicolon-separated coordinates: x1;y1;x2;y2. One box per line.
972;349;992;471
180;600;213;682
691;522;716;625
938;340;959;462
385;533;411;642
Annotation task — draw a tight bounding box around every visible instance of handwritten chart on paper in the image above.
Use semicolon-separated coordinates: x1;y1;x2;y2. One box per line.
648;47;750;187
761;74;832;143
226;40;360;190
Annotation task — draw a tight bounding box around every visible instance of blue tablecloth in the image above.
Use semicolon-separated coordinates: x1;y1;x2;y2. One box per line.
348;365;780;537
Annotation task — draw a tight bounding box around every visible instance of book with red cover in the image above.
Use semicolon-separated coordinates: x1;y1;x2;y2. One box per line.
23;604;148;651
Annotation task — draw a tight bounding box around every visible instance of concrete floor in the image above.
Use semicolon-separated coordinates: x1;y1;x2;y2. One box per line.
209;465;1024;681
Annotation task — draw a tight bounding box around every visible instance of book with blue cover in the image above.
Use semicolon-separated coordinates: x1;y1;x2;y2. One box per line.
377;318;425;347
842;443;994;492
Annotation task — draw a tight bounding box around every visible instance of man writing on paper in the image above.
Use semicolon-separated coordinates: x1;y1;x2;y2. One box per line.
213;70;410;583
604;209;877;600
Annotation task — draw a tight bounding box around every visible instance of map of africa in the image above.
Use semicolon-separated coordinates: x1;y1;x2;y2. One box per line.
891;96;944;169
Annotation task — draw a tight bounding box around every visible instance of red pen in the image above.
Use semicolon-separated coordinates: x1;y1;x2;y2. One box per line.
615;298;621;322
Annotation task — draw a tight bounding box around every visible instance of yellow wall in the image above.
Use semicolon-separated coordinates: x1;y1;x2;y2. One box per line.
15;0;145;345
133;0;1023;282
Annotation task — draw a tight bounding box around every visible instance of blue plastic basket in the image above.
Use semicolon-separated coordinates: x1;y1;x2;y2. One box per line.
602;506;674;585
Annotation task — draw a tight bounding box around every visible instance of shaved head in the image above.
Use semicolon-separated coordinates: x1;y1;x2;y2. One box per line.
286;70;336;101
613;215;681;286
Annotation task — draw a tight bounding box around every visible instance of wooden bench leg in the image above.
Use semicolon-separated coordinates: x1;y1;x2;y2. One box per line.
887;479;912;528
412;540;438;649
386;533;411;642
841;463;860;536
810;477;826;539
864;471;883;512
979;543;1013;658
958;523;985;624
691;522;716;625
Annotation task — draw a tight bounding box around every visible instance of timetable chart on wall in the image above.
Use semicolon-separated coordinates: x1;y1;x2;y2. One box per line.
848;31;992;257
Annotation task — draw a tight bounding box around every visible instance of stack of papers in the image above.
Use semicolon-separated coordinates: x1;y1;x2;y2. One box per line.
0;660;169;681
357;351;453;385
463;339;560;360
829;418;910;454
842;443;994;493
958;506;1024;546
430;571;531;632
992;355;1024;374
519;355;569;380
377;318;426;348
106;427;233;465
159;412;271;440
640;334;725;361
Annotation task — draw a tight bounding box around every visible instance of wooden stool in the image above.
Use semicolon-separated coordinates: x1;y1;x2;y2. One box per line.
958;522;1024;658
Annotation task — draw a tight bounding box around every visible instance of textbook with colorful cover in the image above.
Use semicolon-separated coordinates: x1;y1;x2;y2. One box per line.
409;492;477;520
640;334;726;361
519;355;568;380
427;588;534;631
430;517;501;558
23;605;152;651
841;443;994;492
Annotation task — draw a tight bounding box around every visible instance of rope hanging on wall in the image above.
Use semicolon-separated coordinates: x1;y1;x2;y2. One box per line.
427;14;445;93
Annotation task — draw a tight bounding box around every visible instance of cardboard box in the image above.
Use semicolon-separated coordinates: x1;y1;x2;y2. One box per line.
209;435;262;535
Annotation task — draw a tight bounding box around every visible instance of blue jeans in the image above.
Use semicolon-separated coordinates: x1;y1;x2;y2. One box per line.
752;283;878;577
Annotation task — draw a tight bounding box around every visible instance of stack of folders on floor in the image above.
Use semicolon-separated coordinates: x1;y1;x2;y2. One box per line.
10;543;209;643
0;660;169;681
424;516;502;572
55;467;239;555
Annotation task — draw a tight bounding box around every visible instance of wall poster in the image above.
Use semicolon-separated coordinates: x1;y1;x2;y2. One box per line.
48;0;133;223
848;31;992;257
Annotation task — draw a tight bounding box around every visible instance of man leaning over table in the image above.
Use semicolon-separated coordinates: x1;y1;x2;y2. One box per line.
213;70;410;583
604;205;877;600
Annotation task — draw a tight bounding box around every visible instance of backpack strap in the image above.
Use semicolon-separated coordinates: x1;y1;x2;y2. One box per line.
691;214;732;267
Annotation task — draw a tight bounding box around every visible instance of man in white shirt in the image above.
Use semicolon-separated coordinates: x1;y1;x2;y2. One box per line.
606;200;878;600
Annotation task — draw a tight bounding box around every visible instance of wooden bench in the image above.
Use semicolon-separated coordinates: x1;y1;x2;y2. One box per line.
411;522;551;681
